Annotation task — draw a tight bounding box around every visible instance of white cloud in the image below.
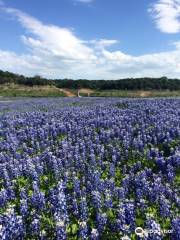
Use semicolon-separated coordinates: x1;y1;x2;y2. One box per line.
75;0;94;3
173;40;180;48
90;39;118;49
3;7;96;61
149;0;180;33
0;6;180;79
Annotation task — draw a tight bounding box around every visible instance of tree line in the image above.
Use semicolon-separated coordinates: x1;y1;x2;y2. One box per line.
0;70;180;90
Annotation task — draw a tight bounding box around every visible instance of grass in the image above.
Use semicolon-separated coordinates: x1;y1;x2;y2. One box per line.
0;84;66;97
91;90;180;98
1;84;180;98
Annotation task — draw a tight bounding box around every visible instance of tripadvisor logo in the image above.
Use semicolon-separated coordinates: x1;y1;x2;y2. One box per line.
135;227;173;237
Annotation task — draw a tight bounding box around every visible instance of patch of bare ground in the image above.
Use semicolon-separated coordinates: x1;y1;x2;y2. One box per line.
79;88;94;94
61;88;94;97
139;91;152;97
61;89;76;97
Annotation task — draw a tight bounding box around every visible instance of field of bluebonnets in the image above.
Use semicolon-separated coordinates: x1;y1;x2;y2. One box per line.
0;97;179;240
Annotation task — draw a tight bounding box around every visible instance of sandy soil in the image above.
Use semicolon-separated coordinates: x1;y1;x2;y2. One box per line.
139;91;152;97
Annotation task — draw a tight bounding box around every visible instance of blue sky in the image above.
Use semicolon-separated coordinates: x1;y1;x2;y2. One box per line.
0;0;180;79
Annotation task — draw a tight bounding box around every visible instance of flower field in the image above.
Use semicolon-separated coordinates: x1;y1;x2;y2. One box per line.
0;98;179;240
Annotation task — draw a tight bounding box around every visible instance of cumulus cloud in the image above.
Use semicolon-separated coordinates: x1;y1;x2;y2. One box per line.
0;5;180;79
149;0;180;33
3;7;96;61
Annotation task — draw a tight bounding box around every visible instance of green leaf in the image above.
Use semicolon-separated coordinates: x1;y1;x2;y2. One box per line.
107;209;115;220
136;217;144;226
72;223;78;235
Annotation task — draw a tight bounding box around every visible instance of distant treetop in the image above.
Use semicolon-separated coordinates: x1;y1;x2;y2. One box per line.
0;70;180;91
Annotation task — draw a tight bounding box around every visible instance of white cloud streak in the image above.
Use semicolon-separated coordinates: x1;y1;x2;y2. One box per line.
0;5;180;79
149;0;180;33
75;0;94;3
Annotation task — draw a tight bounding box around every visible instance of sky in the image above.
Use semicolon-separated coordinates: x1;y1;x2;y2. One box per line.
0;0;180;79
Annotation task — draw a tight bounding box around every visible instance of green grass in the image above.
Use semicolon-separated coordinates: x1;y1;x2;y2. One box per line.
0;84;66;97
91;90;180;98
1;84;180;98
0;89;66;97
91;90;133;97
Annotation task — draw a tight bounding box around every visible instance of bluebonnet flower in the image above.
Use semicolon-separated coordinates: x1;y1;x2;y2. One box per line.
171;218;180;239
116;204;126;232
145;218;163;240
166;164;175;183
0;97;179;238
90;228;99;240
31;218;40;235
1;206;25;239
56;220;67;240
79;221;88;240
159;196;170;218
20;199;28;217
104;190;113;208
72;193;79;217
0;188;7;208
124;201;135;230
92;191;102;210
96;213;107;233
31;184;45;211
79;197;88;221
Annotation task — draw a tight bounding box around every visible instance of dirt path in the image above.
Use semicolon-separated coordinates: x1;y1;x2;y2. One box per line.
61;89;76;97
61;88;94;97
139;91;152;97
79;88;94;94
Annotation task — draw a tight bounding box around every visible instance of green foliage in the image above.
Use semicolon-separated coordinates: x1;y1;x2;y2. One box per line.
56;134;66;141
146;206;159;219
116;102;128;109
130;234;137;240
107;209;116;222
114;168;122;186
67;181;74;191
136;209;145;227
160;218;171;230
101;168;109;180
67;223;79;236
175;173;180;187
1;69;180;91
41;212;55;228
